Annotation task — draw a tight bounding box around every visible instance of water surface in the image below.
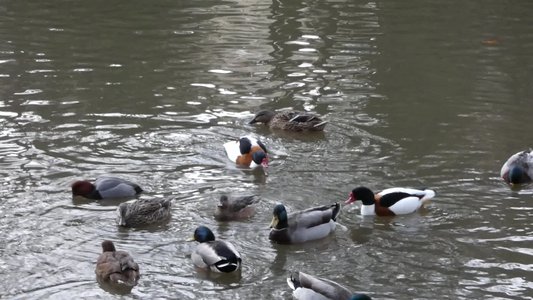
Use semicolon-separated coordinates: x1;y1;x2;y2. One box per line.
1;0;533;299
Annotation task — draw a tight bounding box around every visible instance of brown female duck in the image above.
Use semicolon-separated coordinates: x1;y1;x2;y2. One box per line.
95;240;140;287
249;110;327;131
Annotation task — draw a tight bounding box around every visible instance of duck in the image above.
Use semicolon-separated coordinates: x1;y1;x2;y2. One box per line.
214;195;258;221
95;240;140;287
249;110;328;131
191;226;242;273
500;149;533;185
269;203;340;244
116;198;172;227
345;186;436;216
287;271;372;300
223;136;268;169
71;176;143;200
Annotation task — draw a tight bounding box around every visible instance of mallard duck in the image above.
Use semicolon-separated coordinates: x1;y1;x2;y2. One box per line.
269;203;340;244
500;149;533;185
95;240;140;287
223;136;268;168
287;271;372;300
72;176;143;200
116;198;172;227
345;186;436;216
249;110;327;131
191;226;242;273
214;195;258;221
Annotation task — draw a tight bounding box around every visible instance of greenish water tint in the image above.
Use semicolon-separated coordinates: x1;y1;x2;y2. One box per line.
1;0;533;299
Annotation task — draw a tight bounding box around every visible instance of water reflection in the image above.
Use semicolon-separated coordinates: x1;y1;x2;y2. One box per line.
1;0;533;299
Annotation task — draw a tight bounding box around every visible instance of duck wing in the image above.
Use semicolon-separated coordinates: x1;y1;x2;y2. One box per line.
289;271;353;300
377;188;434;207
194;241;241;272
289;203;340;228
95;177;142;198
227;195;258;212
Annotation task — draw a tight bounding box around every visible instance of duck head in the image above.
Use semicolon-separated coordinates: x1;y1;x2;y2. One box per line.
193;226;216;243
252;151;269;169
72;180;100;199
509;166;531;185
345;187;375;206
101;240;116;252
249;110;275;124
270;204;288;229
116;203;128;226
218;195;229;209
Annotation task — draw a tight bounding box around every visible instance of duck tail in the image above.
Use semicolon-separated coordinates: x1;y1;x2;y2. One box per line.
421;189;436;202
215;259;241;273
134;186;143;194
331;202;341;221
286;271;301;290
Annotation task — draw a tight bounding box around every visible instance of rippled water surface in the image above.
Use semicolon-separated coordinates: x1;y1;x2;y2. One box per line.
1;0;533;299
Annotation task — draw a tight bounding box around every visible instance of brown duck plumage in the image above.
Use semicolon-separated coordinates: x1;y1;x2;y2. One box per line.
95;240;140;287
249;110;327;131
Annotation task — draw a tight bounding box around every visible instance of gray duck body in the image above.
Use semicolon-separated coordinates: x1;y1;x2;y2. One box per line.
287;271;371;300
269;203;340;244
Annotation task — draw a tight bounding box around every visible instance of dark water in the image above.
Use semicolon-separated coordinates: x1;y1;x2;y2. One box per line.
1;0;532;299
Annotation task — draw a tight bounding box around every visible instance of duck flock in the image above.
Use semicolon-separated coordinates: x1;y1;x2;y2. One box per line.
71;109;533;300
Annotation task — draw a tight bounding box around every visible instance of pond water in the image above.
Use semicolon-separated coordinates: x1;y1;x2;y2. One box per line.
1;0;532;299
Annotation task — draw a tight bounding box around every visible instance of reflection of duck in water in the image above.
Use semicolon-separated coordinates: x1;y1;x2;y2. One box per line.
116;198;172;227
95;240;140;287
287;271;372;300
345;187;435;216
223;136;268;169
249;110;328;131
269;203;340;244
191;226;242;273
72;177;143;200
500;149;533;185
214;195;258;221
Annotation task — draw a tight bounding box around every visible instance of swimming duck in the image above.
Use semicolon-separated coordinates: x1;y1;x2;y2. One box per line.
71;176;143;200
223;136;268;169
191;226;242;273
95;240;140;287
287;271;372;300
214;195;258;221
500;149;533;185
116;198;172;227
345;186;436;216
249;110;328;131
269;203;340;244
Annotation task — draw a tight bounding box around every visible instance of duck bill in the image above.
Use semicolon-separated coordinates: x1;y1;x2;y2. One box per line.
269;216;278;228
344;193;355;205
261;158;269;175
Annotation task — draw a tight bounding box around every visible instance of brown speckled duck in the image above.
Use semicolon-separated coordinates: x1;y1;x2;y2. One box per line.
116;198;172;227
249;110;327;131
95;240;140;287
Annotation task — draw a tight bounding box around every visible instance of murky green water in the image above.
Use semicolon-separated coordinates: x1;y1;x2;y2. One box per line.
1;0;532;299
